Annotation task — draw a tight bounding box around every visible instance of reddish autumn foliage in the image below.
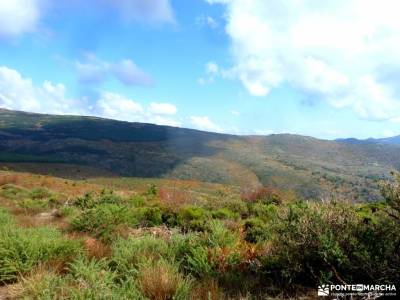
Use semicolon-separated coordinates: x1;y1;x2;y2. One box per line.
241;186;282;204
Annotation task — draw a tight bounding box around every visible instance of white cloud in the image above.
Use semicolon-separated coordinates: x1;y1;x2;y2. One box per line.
230;110;240;116
0;66;83;114
76;56;153;87
0;0;41;37
76;61;108;84
208;0;400;121
112;59;154;86
206;62;219;75
93;92;180;126
94;92;144;120
148;102;177;115
0;66;179;126
198;61;220;85
189;116;221;132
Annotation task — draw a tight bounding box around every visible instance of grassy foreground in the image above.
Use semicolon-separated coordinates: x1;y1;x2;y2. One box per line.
0;171;399;299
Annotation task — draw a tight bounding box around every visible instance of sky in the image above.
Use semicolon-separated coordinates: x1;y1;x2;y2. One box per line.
1;0;400;139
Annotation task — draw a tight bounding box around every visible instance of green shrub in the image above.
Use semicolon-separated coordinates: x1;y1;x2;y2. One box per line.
71;204;136;242
145;184;158;196
249;203;278;222
30;187;52;200
161;209;179;227
129;195;145;207
243;218;270;243
380;172;400;223
0;224;81;282
58;205;77;218
134;206;163;227
18;271;70;300
97;189;124;206
224;198;248;216
184;245;214;278
206;220;239;248
211;208;237;220
178;206;210;232
265;200;400;286
68;257;119;298
0;208;13;226
18;198;50;213
0;184;29;201
111;235;172;276
74;192;96;209
19;257;145;300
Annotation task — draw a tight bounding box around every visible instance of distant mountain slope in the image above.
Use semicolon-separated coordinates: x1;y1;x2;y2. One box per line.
337;135;400;145
1;108;399;201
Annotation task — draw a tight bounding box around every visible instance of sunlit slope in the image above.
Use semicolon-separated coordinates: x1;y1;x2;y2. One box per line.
1;109;399;200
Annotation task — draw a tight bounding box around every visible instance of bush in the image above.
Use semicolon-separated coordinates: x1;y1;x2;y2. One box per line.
0;184;29;201
211;208;237;220
206;220;239;248
264;200;400;286
71;204;136;242
178;206;210;232
137;259;192;300
18;198;50;213
241;186;282;205
74;192;96;209
216;197;248;217
184;245;214;278
243;218;270;243
129;195;145;207
161;208;179;227
58;205;77;218
0;207;13;226
17;270;70;300
97;189;124;206
380;172;400;223
68;257;122;298
248;203;278;221
0;219;81;282
30;187;52;200
134;207;163;227
19;257;145;300
111;235;173;277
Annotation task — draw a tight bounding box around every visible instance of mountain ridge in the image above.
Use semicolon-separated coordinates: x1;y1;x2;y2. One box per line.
1;108;399;201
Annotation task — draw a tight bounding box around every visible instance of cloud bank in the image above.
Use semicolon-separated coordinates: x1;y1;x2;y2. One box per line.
0;66;179;127
208;0;400;121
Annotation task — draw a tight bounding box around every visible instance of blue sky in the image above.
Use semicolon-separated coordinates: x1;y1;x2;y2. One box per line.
1;0;400;139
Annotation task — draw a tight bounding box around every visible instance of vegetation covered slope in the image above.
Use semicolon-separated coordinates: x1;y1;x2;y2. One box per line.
0;171;398;299
1;109;399;201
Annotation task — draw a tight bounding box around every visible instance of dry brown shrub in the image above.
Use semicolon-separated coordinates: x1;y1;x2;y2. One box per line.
159;187;192;208
241;186;281;204
83;237;112;259
138;261;183;300
0;174;18;186
190;279;223;300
